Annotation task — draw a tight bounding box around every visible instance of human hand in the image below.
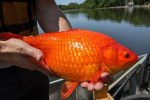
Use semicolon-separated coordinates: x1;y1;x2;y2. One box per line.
80;72;114;91
0;38;58;77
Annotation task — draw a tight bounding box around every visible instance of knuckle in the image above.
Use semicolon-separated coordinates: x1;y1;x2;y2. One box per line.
7;39;25;52
17;46;24;51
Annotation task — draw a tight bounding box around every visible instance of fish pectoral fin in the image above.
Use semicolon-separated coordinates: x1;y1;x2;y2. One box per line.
89;67;106;84
61;81;78;98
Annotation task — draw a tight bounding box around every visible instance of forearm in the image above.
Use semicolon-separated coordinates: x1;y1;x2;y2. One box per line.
35;0;72;32
0;40;13;62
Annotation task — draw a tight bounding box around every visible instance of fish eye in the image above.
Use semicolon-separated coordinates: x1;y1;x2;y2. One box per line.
124;52;130;58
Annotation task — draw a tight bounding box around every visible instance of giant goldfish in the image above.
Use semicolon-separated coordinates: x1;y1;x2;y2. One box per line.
0;29;138;98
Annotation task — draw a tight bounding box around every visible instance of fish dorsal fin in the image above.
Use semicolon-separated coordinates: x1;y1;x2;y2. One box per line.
89;67;106;84
67;29;84;32
61;81;78;98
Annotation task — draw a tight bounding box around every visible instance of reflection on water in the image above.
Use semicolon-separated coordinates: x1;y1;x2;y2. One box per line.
64;7;150;56
64;7;150;27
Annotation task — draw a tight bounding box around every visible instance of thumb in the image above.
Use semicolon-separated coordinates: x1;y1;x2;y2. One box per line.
101;72;114;85
37;61;59;77
24;47;43;61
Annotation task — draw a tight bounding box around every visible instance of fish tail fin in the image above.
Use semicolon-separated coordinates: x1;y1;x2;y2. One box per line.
0;32;24;40
61;81;78;98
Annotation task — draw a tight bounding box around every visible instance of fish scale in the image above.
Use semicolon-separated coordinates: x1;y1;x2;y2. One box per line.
0;29;138;98
38;32;101;81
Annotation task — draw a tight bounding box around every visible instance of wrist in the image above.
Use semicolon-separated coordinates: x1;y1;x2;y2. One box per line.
0;40;13;68
0;40;7;60
0;40;5;50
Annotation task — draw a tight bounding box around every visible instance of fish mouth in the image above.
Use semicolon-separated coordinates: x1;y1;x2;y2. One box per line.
126;53;138;68
131;53;138;64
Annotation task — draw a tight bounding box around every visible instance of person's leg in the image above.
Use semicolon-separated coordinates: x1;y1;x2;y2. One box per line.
19;81;49;100
0;65;49;100
0;66;22;100
15;67;49;100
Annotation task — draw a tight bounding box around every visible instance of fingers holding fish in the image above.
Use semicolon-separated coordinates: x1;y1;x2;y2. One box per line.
6;38;43;61
80;81;104;91
94;82;104;91
80;72;113;91
80;82;88;88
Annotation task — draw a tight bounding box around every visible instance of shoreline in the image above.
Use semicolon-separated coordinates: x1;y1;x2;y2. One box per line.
62;5;149;11
101;5;149;9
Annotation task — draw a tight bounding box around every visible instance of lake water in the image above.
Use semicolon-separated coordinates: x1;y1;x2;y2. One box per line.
37;7;150;81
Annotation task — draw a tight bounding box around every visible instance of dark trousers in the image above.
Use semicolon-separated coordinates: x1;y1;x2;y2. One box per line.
0;65;49;100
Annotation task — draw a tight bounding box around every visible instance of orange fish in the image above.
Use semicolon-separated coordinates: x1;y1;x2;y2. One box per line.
0;29;138;98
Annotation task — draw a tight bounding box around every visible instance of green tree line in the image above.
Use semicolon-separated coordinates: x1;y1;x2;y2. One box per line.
58;0;150;10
